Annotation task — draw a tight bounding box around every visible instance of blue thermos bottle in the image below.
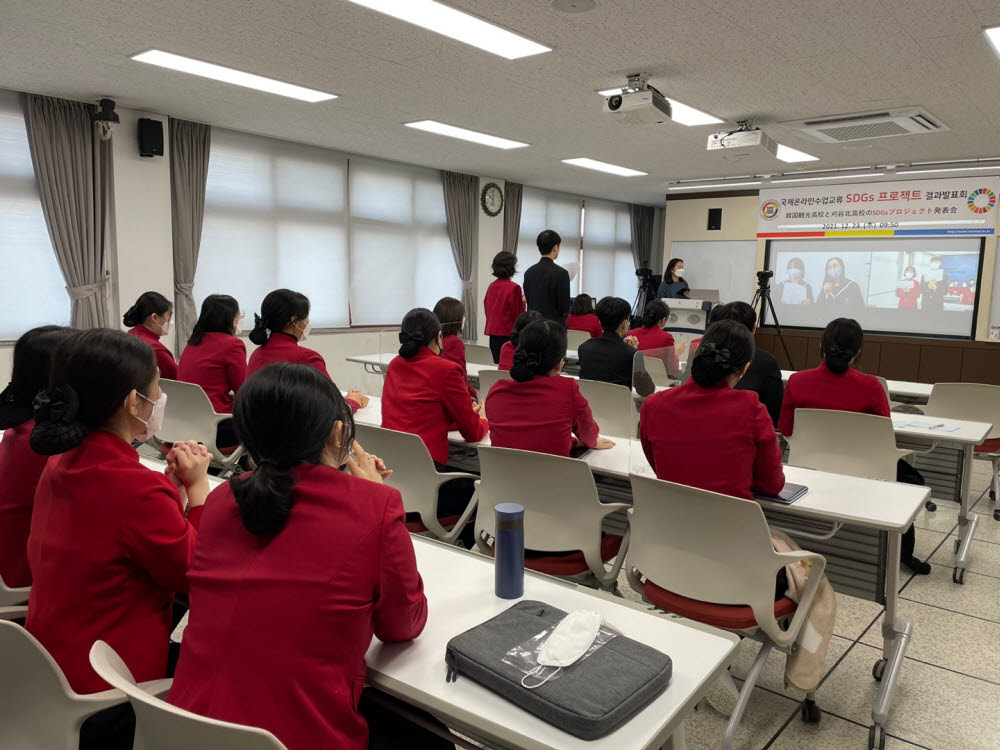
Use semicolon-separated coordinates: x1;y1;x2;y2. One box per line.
494;503;525;599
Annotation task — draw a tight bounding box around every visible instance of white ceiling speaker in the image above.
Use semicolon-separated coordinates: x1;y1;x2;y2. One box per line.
551;0;597;12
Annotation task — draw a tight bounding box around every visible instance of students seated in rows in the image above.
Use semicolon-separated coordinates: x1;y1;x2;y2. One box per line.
627;299;678;378
711;301;784;427
780;318;931;574
433;296;477;401
498;310;543;372
483;250;525;364
382;308;488;535
124;291;177;379
0;325;74;589
248;288;366;412
565;294;602;338
486;320;614;457
26;329;210;749
578;296;655;397
168;364;451;750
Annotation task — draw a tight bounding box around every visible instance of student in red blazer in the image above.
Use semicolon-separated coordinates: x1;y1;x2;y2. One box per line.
168;364;451;750
483;251;526;363
0;325;74;589
124;291;177;379
640;320;785;501
565;294;604;338
177;294;247;414
780;318;930;574
498;310;543;372
896;266;920;309
487;319;613;457
247;289;366;412
434;296;477;400
25;329;211;750
628;299;679;378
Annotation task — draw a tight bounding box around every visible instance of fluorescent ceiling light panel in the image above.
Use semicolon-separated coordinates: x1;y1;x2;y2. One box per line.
897;165;1000;175
986;27;1000;58
131;50;336;102
562;158;647;177
775;144;818;163
668;181;762;191
343;0;550;59
597;88;723;126
404;120;528;149
771;172;884;184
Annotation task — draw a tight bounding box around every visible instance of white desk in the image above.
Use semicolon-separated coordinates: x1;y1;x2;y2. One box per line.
348;350;579;377
780;370;933;402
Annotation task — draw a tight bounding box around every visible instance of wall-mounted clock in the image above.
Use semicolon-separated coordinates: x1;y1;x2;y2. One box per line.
481;182;503;217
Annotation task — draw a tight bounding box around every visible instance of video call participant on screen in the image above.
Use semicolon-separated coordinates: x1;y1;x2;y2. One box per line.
896;266;920;309
920;256;949;314
773;257;814;307
816;256;864;313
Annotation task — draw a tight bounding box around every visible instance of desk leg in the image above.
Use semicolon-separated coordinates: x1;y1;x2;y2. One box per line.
869;530;912;749
953;445;979;585
659;723;686;750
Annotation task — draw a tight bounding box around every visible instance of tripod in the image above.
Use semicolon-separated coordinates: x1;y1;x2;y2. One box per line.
751;274;795;370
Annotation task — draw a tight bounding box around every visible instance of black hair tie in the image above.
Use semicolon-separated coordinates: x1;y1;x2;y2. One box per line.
699;343;731;367
398;331;425;345
827;344;852;359
33;385;80;425
524;352;542;369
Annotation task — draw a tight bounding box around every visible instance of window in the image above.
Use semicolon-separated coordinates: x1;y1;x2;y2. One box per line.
517;187;583;295
582;200;634;300
0;89;69;338
195;129;458;328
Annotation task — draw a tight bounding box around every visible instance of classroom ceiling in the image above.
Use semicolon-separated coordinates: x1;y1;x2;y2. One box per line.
3;0;1000;205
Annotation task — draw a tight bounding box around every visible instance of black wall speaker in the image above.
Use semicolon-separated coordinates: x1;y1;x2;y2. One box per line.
137;118;164;158
707;207;722;231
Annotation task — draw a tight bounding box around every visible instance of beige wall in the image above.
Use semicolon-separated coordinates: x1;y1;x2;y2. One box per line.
662;195;767;275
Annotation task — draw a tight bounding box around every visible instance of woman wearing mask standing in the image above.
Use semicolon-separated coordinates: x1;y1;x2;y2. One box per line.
816;257;864;313
656;258;691;299
124;291;177;379
896;266;920;309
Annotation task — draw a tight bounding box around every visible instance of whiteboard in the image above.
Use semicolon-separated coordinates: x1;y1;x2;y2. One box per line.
669;241;758;305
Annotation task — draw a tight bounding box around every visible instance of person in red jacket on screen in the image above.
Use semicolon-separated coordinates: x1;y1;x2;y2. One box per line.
499;310;543;372
565;294;603;338
896;266;920;309
483;251;525;364
124;291;177;380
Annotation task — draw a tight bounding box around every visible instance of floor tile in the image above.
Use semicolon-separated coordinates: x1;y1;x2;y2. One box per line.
768;710;922;749
832;591;883;641
912;504;959;535
817;641;1000;750
968;514;1000;545
860;598;1000;684
929;532;1000;579
681;685;797;750
728;636;851;701
902;565;1000;622
912;528;948;562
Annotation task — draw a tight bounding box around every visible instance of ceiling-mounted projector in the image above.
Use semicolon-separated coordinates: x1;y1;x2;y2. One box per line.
603;73;672;125
707;127;777;158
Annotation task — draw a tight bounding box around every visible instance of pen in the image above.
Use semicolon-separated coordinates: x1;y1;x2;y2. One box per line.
928;423;945;429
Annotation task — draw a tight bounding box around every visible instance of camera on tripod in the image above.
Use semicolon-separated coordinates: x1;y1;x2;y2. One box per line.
756;270;774;284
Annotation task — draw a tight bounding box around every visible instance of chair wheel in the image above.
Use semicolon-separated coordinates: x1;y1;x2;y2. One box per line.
801;698;821;724
953;568;966;585
872;659;886;682
925;500;937;512
869;724;887;750
994;509;1000;522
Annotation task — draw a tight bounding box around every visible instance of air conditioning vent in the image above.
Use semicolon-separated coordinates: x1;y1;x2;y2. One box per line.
779;108;948;143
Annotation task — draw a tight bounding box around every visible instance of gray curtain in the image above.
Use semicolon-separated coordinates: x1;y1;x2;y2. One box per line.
502;181;523;256
169;118;211;351
441;171;479;340
629;204;655;270
22;94;114;329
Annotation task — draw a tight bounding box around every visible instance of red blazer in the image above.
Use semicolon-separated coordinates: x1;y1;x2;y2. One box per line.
484;278;525;337
566;313;603;339
381;348;489;465
896;279;920;309
628;325;679;377
26;431;202;694
168;465;425;750
128;325;177;380
177;332;247;414
499;341;515;372
0;420;48;587
486;375;599;456
247;333;358;412
779;363;889;437
440;335;478;400
640;380;784;500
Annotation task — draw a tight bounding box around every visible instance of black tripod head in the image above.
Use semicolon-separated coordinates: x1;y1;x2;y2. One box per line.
755;269;774;292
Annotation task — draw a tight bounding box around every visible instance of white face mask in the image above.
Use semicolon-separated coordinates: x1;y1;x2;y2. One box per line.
294;321;311;342
787;268;802;279
155;317;173;338
674;268;685;279
132;391;167;442
905;272;915;279
522;610;603;689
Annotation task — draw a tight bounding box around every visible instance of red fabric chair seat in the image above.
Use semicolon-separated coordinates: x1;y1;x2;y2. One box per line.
491;534;623;576
643;579;797;630
405;514;463;534
975;437;1000;455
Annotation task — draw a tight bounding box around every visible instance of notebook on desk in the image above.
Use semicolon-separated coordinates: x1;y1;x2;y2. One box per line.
754;483;808;505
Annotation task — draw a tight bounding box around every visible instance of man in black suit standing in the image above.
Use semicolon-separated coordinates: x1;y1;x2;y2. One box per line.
523;229;570;324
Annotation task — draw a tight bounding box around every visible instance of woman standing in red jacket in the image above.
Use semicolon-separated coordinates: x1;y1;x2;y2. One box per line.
247;288;366;411
483;251;525;363
169;364;451;750
26;329;211;750
896;266;920;309
124;291;177;379
0;325;74;589
433;296;477;400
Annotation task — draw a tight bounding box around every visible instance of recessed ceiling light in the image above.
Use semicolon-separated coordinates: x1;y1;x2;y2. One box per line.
775;144;818;163
131;50;336;102
343;0;551;60
985;27;1000;59
562;158;647;177
667;181;762;191
897;165;1000;175
771;172;884;184
404;120;528;149
596;88;723;126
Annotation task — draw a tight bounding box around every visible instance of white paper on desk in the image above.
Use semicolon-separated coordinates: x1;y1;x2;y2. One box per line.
781;283;807;305
892;420;907;429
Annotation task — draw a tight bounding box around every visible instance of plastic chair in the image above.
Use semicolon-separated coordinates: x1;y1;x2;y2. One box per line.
626;474;826;750
89;641;286;750
0;572;30;606
576;379;639;439
354;424;479;544
566;329;592;350
474;446;629;591
155;380;244;474
464;344;497;366
0;617;170;750
477;369;511;401
925;382;1000;521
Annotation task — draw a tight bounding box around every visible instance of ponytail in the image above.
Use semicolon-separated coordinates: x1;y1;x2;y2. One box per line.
123;291;171;328
230;462;297;536
689;320;754;388
509;320;566;383
0;325;74;430
821;317;863;375
250;289;311;346
248;313;270;346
